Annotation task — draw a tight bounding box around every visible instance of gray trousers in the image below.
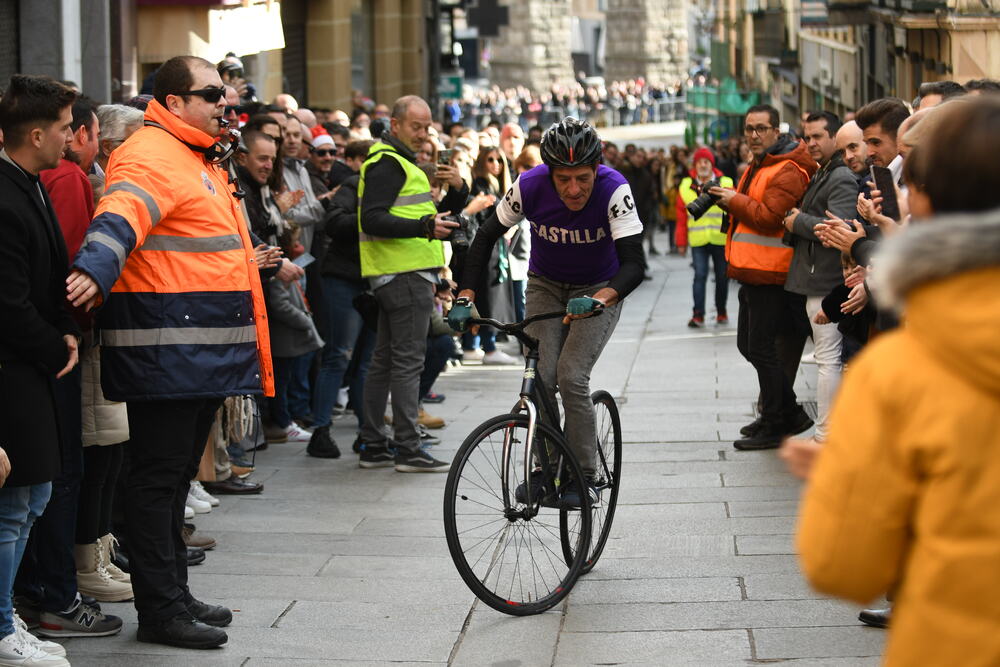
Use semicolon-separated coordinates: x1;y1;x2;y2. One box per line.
525;274;621;475
360;272;434;453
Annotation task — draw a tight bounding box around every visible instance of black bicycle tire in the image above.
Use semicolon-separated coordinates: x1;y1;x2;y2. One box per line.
559;390;623;574
443;413;592;616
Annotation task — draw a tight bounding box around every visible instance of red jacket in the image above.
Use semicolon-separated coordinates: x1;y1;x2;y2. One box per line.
40;159;95;262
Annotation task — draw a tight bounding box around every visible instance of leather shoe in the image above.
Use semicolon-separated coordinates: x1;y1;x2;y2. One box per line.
734;424;786;450
182;524;217;550
859;607;891;628
739;417;763;437
187;546;206;566
185;598;232;627
202;477;263;495
137;612;227;649
785;405;814;435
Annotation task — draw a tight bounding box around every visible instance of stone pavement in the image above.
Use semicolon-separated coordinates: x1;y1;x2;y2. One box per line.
57;239;887;665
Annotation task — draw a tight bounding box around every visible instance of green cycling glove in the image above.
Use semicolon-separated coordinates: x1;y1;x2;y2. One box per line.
566;296;603;316
447;298;474;332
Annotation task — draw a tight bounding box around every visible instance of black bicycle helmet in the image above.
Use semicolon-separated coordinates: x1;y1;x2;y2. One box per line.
539;117;603;168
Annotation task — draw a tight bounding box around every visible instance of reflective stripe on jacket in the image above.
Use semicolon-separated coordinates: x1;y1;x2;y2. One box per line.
357;142;442;278
72;99;274;401
678;176;732;247
726;149;813;285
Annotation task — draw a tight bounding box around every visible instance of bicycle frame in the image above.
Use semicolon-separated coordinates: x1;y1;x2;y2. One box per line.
465;309;595;517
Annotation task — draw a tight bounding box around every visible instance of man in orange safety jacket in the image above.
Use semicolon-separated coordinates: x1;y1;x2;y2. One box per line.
67;55;273;650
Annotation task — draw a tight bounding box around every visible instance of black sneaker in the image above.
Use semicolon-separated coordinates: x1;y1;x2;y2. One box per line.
351;434;362;454
307;426;341;459
394;448;450;473
423;391;446;403
733;423;786;450
513;470;554;506
37;600;123;637
359;445;395;468
185;599;232;628
137;611;227;649
559;478;599;510
417;424;440;446
785;405;814;436
739;417;764;437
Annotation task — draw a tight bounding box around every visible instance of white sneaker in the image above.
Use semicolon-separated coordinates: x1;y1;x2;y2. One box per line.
284;422;312;442
189;480;220;507
0;631;69;666
185;490;212;514
184;504;195;520
462;349;485;363
13;615;65;658
482;350;519;365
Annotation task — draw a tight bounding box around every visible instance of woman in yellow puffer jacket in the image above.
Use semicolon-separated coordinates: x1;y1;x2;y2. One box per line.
797;97;1000;666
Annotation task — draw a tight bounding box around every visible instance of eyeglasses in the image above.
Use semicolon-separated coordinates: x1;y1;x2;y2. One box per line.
171;87;226;104
313;149;336;157
486;157;501;163
744;125;774;137
225;105;241;115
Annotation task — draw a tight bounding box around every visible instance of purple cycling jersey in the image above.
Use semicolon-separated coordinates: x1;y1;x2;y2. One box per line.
496;164;643;285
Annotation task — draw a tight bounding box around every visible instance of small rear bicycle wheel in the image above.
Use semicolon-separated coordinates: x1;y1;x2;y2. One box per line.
444;413;592;615
560;390;623;574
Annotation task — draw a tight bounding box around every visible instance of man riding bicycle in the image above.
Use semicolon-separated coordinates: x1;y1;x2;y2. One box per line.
448;118;645;506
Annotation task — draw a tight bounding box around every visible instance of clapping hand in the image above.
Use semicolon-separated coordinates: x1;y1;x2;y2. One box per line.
815;211;865;253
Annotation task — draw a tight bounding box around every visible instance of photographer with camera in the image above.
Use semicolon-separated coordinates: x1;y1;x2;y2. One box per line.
707;104;817;451
675;147;733;327
355;95;468;473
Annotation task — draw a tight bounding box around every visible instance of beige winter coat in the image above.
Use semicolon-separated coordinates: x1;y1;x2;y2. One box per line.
81;340;128;446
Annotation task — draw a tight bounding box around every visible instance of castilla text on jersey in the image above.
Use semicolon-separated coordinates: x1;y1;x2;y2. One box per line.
528;220;608;245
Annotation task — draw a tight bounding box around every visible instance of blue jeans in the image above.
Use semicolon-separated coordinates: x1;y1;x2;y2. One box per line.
271;354;312;428
420;334;454;398
286;351;314;422
0;483;52;637
312;276;371;429
462;329;496;353
691;244;729;316
15;367;83;613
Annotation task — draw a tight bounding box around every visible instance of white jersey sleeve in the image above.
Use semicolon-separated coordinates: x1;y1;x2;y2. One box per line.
496;177;525;228
606;183;644;240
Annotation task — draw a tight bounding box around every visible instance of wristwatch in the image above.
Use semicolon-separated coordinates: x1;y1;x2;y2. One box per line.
454;296;472;308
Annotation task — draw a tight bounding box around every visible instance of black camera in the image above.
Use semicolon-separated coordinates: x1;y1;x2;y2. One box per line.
444;214;470;249
685;179;721;221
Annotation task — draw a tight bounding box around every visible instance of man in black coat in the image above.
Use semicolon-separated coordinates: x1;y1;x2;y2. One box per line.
0;74;118;660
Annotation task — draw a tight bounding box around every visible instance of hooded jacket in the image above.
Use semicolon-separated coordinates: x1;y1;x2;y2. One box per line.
797;211;1000;666
726;134;817;285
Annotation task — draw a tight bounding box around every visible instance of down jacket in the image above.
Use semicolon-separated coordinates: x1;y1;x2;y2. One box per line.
797;210;1000;666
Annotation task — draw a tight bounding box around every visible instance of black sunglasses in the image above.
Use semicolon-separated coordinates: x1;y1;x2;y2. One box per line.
313;149;336;157
225;105;242;115
171;87;226;104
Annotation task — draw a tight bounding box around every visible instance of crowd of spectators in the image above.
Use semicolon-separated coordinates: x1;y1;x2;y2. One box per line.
442;77;687;129
0;48;998;663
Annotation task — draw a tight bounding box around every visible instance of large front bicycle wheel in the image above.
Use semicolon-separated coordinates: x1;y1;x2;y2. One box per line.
560;390;622;574
444;413;592;615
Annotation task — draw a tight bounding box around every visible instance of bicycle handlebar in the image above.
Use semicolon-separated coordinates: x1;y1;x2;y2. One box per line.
464;307;604;348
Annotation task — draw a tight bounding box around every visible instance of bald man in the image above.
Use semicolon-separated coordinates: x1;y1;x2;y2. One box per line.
835;120;868;176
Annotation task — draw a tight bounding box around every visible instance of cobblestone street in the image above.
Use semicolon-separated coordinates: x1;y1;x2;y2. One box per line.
60;236;887;665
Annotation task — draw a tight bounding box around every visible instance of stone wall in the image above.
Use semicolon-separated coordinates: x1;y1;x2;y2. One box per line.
488;0;575;90
604;0;688;85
